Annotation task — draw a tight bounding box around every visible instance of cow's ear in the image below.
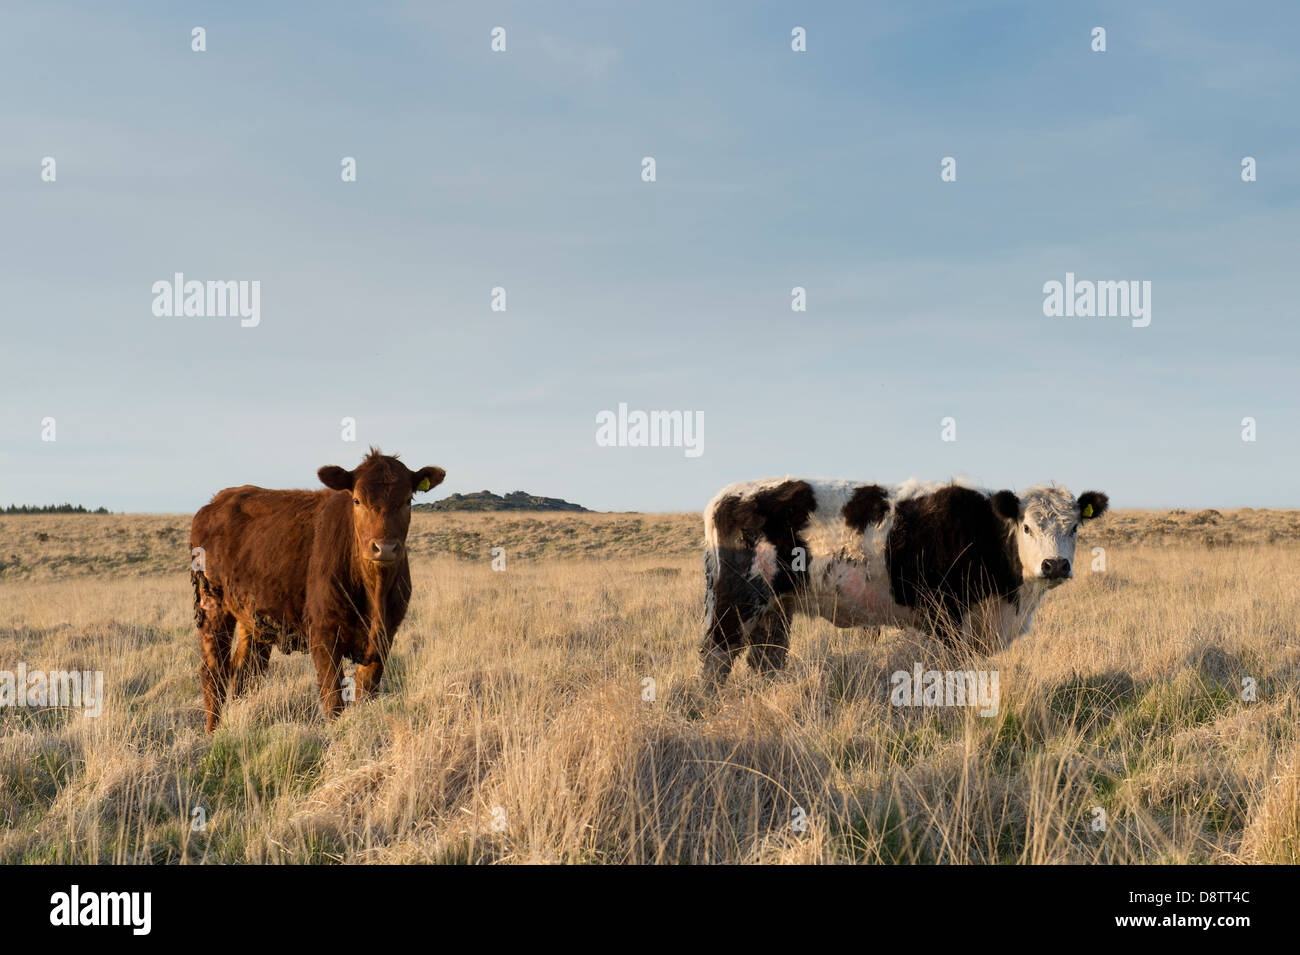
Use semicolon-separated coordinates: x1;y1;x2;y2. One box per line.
990;490;1020;521
1078;491;1108;520
411;466;446;494
318;466;354;491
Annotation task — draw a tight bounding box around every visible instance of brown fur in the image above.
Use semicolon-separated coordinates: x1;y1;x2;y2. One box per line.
190;448;445;732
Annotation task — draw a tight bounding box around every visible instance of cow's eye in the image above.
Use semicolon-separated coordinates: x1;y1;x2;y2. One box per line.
1023;524;1031;534
353;498;360;507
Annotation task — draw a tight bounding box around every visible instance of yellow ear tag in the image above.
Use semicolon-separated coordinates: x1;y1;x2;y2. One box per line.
417;477;431;492
1082;504;1093;518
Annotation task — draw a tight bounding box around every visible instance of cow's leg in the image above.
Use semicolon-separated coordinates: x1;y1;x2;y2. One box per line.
701;546;772;691
357;566;406;700
702;604;751;692
199;621;235;732
231;624;272;696
746;598;793;675
962;596;1019;655
354;650;386;700
229;622;252;695
194;572;235;733
310;630;346;720
191;574;235;732
920;593;964;647
249;640;273;679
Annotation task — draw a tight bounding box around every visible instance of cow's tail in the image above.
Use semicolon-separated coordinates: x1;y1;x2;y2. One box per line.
191;569;206;629
191;567;222;632
702;495;722;634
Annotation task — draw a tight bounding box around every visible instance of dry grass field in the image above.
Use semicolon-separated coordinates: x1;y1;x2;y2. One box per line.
1;508;1297;864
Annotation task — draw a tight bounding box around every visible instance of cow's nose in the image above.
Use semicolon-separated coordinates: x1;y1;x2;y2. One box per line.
1041;558;1070;579
368;539;402;563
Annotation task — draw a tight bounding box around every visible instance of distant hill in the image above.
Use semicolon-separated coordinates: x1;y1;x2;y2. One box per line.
3;503;109;515
416;490;589;513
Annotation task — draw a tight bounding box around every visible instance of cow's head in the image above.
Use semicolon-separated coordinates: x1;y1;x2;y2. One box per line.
318;447;445;565
991;485;1108;586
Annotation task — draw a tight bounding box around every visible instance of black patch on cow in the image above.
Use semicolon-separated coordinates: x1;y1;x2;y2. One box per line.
1078;490;1109;520
710;481;816;584
885;486;1021;639
709;493;748;541
746;601;792;674
842;484;890;533
703;481;817;683
748;480;816;595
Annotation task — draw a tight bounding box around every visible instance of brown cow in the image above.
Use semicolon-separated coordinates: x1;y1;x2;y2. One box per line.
190;448;446;732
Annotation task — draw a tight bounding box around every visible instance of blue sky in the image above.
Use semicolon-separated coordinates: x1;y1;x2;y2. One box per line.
3;1;1298;512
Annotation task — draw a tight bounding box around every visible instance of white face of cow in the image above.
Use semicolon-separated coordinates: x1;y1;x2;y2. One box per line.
995;485;1109;587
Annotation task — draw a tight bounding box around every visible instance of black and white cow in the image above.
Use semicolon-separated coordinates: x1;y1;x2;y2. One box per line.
701;479;1108;689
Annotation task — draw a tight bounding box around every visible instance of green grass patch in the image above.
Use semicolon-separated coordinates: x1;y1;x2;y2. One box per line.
195;724;326;808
